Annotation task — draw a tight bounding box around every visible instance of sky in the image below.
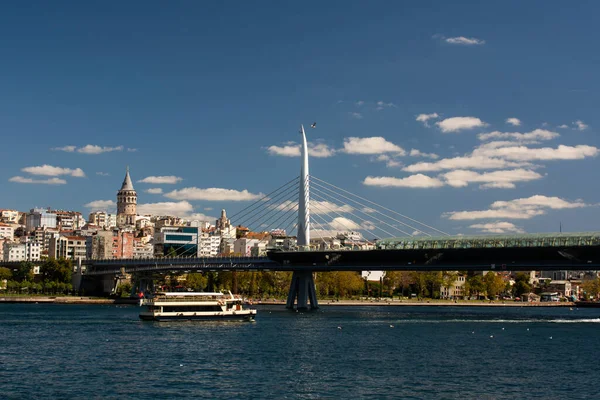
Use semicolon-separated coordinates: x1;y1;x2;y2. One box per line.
1;1;600;236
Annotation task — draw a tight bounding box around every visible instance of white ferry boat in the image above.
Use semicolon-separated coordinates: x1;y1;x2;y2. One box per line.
139;291;257;321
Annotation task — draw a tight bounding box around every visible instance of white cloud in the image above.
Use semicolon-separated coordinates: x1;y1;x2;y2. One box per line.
477;128;559;142
21;165;85;177
204;207;213;211
329;217;361;231
349;112;363;119
266;142;336;158
574;120;588;131
557;124;570;129
506;118;521;126
51;145;76;152
9;176;67;185
469;222;525;234
145;188;163;194
137;201;194;217
137;176;183;184
77;145;124;154
186;213;215;222
84;200;116;210
270;200;354;215
416;113;439;127
373;154;402;168
436;116;487;132
342;137;406;155
363;174;445;188
403;155;529;172
127;148;138;152
445;36;485;45
444;195;588;220
376;101;396;110
96;172;110;176
164;187;263;201
410;149;439;159
473;143;599;161
362;207;377;214
441;169;543;189
356;100;365;107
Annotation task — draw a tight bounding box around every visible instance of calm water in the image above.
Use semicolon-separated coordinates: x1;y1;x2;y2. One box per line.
1;304;600;399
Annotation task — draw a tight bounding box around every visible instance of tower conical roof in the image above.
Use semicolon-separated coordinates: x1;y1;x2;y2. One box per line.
120;167;135;191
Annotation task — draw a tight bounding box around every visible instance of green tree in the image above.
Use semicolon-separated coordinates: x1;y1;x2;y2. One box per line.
512;273;532;297
185;273;207;291
167;247;177;257
0;267;12;281
13;262;34;282
467;274;486;298
581;277;600;299
484;272;505;299
40;258;72;283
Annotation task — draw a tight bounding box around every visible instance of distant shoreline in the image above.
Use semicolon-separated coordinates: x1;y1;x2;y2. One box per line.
0;297;575;307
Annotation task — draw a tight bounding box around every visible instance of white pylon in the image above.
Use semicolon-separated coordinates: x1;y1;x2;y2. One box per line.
297;125;310;247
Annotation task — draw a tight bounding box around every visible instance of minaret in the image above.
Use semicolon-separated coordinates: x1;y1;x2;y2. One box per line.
117;167;137;228
297;125;310;247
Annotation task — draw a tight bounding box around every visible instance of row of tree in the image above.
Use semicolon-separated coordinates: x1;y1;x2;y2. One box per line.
150;270;539;300
0;259;73;295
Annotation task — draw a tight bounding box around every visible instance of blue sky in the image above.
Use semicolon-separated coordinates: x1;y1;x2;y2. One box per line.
1;1;599;235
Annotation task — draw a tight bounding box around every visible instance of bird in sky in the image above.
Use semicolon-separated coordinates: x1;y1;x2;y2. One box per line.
311;122;316;128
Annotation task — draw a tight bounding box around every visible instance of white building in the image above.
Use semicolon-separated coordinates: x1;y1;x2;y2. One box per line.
26;208;57;231
88;211;117;229
49;235;87;260
199;232;220;257
0;223;15;241
233;238;260;256
440;274;467;299
2;241;40;262
0;209;20;224
133;238;154;259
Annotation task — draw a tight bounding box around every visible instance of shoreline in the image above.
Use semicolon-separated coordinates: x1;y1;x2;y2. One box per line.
0;296;576;307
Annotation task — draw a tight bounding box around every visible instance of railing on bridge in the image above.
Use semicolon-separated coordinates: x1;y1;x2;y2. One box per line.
376;232;600;250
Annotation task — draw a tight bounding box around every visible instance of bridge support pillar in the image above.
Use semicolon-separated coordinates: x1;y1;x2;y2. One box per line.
286;270;318;310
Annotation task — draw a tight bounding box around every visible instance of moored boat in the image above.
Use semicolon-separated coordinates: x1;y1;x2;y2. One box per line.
139;291;257;321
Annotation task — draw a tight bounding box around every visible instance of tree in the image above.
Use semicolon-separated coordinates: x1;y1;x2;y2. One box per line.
441;272;459;299
13;262;34;282
467;274;486;298
40;258;72;283
0;267;12;281
186;273;207;291
581;277;600;300
484;272;505;299
512;273;532;297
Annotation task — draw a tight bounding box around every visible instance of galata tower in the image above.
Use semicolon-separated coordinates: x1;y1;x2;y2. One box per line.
117;167;137;228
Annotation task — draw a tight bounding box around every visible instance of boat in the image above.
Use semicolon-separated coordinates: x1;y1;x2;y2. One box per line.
139;291;257;321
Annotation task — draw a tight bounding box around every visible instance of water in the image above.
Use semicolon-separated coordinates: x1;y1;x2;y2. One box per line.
1;304;600;399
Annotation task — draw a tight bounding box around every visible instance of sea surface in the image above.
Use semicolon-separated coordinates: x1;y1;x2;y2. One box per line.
1;304;600;399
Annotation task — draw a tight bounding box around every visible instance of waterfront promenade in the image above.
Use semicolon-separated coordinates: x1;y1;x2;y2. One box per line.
0;296;573;307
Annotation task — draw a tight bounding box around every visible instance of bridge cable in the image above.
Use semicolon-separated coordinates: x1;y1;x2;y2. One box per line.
310;189;404;238
310;184;415;237
311;178;429;237
232;180;299;228
246;189;299;232
309;201;384;241
227;176;299;221
238;188;299;232
311;175;450;236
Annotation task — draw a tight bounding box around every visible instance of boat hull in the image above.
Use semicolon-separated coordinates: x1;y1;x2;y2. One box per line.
139;311;256;322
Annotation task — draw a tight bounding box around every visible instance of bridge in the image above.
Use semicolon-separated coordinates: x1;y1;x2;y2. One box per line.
5;126;599;309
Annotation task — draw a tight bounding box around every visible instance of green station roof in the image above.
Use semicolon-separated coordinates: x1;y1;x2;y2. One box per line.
376;231;600;250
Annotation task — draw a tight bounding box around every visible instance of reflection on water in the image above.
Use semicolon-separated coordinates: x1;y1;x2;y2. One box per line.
1;304;599;399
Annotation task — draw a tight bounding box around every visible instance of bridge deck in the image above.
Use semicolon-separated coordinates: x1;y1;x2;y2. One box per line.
376;232;600;250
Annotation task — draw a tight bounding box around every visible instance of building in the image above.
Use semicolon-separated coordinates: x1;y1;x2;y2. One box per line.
216;209;236;238
0;223;15;241
440;274;467;299
155;226;200;256
49;235;87;260
88;211;117;229
25;208;57;231
116;167;137;228
0;209;20;224
88;230;134;259
54;210;86;231
133;237;154;258
199;232;220;257
2;240;40;262
233;238;260;256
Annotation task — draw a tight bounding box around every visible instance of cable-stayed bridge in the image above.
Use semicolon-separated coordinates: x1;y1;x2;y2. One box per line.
6;125;599;309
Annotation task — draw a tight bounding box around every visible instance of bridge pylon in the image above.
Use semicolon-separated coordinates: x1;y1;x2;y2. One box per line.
286;125;319;310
